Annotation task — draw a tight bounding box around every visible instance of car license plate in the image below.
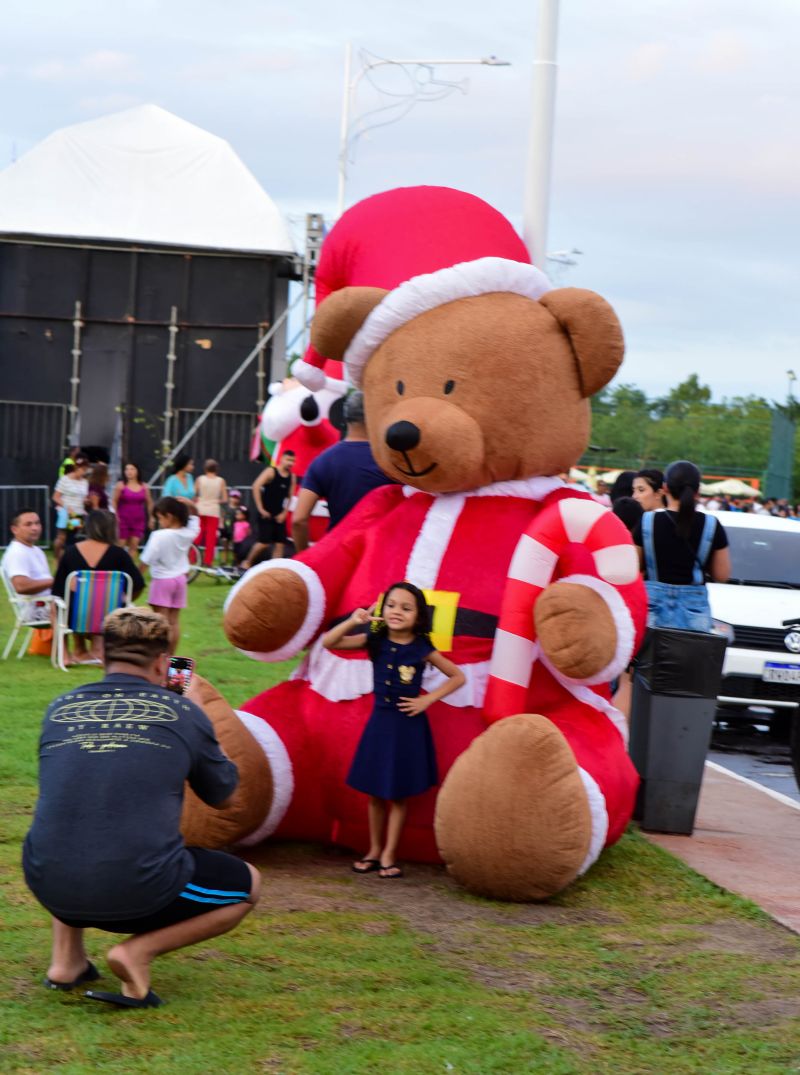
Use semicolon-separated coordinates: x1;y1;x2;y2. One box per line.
763;662;800;683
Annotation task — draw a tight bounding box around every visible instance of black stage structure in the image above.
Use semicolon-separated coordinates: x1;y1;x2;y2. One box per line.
0;235;294;489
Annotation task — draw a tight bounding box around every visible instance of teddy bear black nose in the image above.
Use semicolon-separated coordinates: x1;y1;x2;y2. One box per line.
385;420;421;452
300;395;319;421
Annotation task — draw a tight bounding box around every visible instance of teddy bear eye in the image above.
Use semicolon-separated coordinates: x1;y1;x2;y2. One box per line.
396;380;405;395
444;380;455;395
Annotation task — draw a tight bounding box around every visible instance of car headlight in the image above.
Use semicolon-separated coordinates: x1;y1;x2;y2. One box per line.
712;619;734;642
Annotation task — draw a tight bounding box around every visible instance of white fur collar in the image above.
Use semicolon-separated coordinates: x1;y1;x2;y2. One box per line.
402;476;565;502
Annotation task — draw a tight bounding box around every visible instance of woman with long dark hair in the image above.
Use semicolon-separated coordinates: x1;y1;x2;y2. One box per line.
633;460;730;631
608;470;636;503
632;468;665;512
88;461;110;511
52;510;145;663
162;454;195;500
112;462;153;557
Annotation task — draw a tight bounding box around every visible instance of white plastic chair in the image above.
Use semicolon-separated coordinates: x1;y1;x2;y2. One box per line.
52;569;134;671
1;568;56;660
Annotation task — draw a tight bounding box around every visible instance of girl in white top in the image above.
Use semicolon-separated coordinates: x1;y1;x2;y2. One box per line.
194;459;228;568
140;496;200;652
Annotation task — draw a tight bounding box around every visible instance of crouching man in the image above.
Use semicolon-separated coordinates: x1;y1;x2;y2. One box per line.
22;607;261;1009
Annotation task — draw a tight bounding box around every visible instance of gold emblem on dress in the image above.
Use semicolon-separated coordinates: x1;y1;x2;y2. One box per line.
398;665;415;684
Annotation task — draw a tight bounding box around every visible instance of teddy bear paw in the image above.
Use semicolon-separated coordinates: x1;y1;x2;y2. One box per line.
224;567;310;654
535;583;617;681
434;714;593;900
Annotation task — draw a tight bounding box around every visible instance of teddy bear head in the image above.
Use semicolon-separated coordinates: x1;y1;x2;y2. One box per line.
311;258;624;493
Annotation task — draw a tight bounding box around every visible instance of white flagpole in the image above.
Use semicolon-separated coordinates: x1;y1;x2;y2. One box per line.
523;0;560;269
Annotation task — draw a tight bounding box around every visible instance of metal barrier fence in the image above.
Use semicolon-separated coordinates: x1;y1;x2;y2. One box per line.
0;486;52;548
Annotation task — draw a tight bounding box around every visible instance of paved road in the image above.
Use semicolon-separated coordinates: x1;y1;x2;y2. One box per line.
708;728;800;804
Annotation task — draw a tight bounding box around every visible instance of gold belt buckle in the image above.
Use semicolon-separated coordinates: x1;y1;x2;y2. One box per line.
422;589;459;652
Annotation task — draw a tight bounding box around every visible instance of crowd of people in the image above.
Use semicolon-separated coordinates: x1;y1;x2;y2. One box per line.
4;442;757;665
5;440;766;664
2;391;396;663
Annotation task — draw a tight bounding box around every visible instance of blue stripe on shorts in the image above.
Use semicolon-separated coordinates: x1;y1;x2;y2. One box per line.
179;892;245;905
184;881;250;898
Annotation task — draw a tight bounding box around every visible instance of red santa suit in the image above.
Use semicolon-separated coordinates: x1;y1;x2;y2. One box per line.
228;477;646;872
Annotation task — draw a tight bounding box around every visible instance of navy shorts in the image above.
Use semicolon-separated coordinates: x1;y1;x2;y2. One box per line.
54;848;254;934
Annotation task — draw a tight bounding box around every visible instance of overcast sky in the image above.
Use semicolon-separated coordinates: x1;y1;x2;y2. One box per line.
3;0;798;403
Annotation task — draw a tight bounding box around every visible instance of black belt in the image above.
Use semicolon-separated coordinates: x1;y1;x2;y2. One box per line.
453;608;497;639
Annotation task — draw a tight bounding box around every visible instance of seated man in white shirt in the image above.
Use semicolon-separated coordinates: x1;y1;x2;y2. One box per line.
2;509;53;596
2;509;54;653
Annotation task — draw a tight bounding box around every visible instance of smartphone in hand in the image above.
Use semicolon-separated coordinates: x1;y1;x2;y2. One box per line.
166;655;195;695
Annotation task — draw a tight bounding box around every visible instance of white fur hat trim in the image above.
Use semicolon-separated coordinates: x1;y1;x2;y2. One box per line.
343;256;552;387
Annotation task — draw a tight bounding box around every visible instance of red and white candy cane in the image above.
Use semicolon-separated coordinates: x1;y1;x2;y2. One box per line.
483;497;640;724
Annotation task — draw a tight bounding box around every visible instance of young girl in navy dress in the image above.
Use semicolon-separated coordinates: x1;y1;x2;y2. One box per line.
323;582;465;879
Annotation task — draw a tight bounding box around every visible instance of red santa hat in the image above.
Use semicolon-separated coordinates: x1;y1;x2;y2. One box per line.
294;185;536;390
342;256;551;388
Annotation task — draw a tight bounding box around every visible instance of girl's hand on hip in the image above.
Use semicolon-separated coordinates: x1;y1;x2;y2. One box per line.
398;696;428;716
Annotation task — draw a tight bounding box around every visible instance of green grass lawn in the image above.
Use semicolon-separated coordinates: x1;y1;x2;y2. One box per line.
2;573;800;1074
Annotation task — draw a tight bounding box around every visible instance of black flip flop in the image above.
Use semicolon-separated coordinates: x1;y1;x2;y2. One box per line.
85;988;163;1009
44;961;100;991
352;858;381;874
379;864;404;879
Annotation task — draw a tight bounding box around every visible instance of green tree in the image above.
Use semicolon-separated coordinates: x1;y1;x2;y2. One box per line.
589;383;651;463
584;378;780;484
652;374;712;419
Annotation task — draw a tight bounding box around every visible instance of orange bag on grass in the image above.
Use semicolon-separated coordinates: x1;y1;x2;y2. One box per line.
27;628;53;656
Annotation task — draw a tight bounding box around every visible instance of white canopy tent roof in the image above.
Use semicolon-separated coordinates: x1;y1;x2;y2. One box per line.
0;104;295;255
701;478;761;497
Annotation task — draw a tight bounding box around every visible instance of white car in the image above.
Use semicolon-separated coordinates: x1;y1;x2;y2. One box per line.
708;511;800;736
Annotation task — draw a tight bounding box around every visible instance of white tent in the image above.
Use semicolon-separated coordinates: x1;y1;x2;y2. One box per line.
701;478;761;497
0;104;294;255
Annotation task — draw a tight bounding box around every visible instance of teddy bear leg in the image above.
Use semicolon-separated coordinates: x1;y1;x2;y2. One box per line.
434;713;602;901
180;676;277;849
237;680;351;846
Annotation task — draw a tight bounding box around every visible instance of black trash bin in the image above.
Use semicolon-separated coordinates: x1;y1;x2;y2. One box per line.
628;627;727;835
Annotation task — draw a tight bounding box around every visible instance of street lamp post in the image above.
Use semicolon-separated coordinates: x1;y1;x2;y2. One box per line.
337;45;510;218
523;0;560;268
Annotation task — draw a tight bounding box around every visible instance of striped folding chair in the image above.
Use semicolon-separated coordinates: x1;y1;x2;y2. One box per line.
52;570;134;671
1;568;56;660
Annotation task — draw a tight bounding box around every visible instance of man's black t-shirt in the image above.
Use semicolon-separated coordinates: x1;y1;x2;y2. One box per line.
23;673;238;921
633;509;728;584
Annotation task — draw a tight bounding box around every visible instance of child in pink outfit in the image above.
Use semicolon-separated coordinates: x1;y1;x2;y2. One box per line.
232;508;251;566
140;496;199;652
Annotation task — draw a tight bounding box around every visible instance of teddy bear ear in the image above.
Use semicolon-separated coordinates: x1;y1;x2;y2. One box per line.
539;287;625;398
311;286;389;363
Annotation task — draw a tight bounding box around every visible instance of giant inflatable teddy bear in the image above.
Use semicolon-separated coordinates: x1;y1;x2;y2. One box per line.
189;186;647;901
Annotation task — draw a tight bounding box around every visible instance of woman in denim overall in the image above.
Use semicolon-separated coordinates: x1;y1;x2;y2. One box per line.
637;460;730;632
